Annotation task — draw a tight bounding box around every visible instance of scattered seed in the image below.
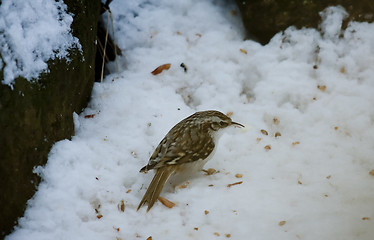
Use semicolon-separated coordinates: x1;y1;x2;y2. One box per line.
84;114;95;119
227;181;243;187
340;67;345;73
214;232;220;237
177;181;190;189
235;173;243;178
225;234;231;238
226;112;233;117
264;145;271;150
317;85;326;91
261;129;268;135
240;48;247;54
118;200;125;212
369;170;374;176
326;175;331;179
146;237;152;240
205;210;210;215
256;137;262;142
208;184;214;187
113;227;120;232
324;194;329;197
195;33;202;38
298;180;302;185
275;132;281;138
97;214;103;219
126;189;132;193
279;221;286;226
313;65;318;69
194;227;199;231
273;117;280;125
334;126;339;130
292;141;300;146
158;196;175;208
203;168;217;175
362;217;370;220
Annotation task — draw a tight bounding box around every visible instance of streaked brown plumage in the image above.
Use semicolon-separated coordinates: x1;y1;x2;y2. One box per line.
137;110;244;211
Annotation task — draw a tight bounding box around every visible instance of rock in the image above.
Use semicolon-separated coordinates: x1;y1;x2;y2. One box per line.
0;0;101;237
235;0;374;45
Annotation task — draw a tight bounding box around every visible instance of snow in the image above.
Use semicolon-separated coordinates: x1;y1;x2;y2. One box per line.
0;0;80;86
6;0;374;239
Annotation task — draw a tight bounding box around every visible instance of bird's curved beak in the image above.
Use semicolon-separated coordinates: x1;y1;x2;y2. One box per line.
231;121;245;128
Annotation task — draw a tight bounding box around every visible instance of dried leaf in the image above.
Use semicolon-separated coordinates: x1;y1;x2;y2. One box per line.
151;63;171;75
235;173;243;178
260;129;268;135
239;48;247;54
279;221;286;226
158;196;175;208
84;114;95;119
227;181;243;187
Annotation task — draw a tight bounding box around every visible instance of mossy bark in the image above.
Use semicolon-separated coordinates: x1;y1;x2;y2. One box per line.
0;0;101;237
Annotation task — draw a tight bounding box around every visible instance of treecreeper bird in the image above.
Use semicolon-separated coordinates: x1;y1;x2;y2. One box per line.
137;110;244;211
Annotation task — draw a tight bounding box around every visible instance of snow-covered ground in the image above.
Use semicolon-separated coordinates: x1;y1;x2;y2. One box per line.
6;1;374;239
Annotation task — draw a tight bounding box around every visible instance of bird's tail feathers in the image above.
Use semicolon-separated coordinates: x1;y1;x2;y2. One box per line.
137;167;173;212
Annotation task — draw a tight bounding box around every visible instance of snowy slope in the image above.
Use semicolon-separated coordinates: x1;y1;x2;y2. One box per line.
6;1;374;240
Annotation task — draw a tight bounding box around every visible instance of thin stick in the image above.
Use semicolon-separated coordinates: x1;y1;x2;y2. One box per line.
100;12;110;83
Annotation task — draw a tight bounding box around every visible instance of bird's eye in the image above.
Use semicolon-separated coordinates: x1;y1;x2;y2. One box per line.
219;121;228;127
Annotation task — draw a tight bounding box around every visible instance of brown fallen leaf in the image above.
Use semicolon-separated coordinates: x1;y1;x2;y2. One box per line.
158;196;175;208
227;181;243;187
84;114;95;119
151;63;171;75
